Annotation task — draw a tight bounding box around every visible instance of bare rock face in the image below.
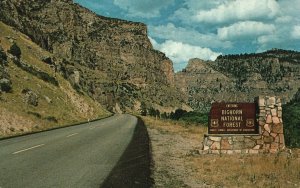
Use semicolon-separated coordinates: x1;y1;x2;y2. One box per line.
176;58;235;112
160;59;175;86
0;0;183;112
0;46;12;93
176;49;300;112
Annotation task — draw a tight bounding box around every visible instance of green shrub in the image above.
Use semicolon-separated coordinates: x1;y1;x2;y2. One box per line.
8;43;21;59
167;109;208;125
0;47;7;64
140;102;147;116
282;101;300;147
179;111;208;125
44;116;58;123
171;109;187;120
27;111;42;118
38;71;59;86
0;78;12;92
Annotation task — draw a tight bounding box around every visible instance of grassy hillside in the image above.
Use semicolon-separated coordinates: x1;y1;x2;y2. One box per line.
0;21;110;138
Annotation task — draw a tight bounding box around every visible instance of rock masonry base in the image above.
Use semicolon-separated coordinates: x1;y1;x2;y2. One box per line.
201;96;285;154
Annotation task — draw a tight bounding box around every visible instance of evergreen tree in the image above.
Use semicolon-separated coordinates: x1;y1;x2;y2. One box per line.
172;109;187;120
148;107;156;117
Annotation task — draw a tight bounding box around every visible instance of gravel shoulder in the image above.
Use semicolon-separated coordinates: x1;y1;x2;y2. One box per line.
144;117;207;187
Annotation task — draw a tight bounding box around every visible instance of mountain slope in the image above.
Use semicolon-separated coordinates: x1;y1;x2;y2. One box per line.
0;21;110;137
0;0;185;113
176;49;300;112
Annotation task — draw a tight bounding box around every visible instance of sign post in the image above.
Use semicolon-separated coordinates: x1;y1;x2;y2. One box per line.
208;103;258;134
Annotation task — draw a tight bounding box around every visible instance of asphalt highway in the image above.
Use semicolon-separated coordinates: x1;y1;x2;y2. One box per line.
0;114;140;188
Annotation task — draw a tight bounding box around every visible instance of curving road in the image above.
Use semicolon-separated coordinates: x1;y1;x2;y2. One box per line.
0;114;150;188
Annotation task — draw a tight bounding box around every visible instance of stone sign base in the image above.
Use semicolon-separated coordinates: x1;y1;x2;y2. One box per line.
201;96;285;154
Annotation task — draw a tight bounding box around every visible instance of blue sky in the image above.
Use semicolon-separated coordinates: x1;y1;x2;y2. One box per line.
74;0;300;71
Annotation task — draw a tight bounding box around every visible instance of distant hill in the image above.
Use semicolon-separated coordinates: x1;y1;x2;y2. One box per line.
0;22;110;137
176;49;300;112
0;0;186;114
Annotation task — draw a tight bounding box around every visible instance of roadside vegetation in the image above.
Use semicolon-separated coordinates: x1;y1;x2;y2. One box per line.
282;90;300;148
143;107;208;126
143;116;300;187
143;98;300;148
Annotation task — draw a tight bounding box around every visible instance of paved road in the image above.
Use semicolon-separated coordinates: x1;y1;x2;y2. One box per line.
0;114;139;188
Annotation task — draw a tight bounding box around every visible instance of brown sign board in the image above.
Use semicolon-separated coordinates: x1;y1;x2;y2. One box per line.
208;102;259;134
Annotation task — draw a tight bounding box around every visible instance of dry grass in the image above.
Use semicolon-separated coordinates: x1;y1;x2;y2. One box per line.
191;151;300;187
144;116;206;139
143;116;300;188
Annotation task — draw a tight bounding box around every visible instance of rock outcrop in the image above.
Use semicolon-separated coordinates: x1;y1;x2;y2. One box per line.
0;46;12;92
0;0;183;112
22;88;39;106
176;49;300;112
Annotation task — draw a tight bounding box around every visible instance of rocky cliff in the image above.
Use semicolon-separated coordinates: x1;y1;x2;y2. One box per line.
176;49;300;112
0;0;183;113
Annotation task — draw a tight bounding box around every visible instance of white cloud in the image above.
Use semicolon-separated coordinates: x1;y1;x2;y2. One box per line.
254;0;300;51
257;34;280;45
149;37;221;71
149;23;232;49
195;0;279;23
158;40;221;62
169;0;298;53
113;0;174;18
218;21;275;40
278;0;300;19
184;0;225;10
171;1;226;25
76;0;300;56
291;25;300;39
275;16;293;23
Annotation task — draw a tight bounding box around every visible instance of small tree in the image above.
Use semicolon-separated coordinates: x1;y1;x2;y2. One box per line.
148;107;157;117
170;112;175;119
172;109;187;120
161;112;168;119
155;109;160;118
8;43;21;59
140;101;147;116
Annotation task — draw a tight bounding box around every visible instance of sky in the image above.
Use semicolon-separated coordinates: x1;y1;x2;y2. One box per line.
74;0;300;71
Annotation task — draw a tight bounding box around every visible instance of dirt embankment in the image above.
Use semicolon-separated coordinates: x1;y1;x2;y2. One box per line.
143;117;300;188
0;108;35;136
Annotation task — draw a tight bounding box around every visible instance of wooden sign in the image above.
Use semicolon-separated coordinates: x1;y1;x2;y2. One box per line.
208;103;259;134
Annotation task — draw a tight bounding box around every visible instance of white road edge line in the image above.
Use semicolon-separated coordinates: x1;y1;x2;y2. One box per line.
66;133;79;137
12;144;45;155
